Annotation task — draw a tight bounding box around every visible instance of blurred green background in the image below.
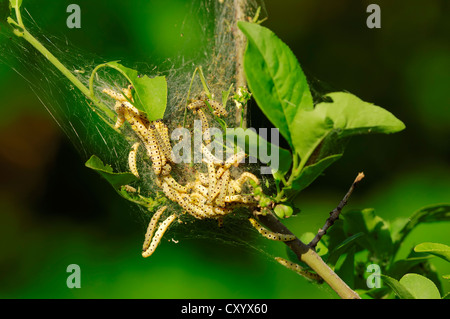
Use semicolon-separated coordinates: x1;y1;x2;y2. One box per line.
0;0;449;299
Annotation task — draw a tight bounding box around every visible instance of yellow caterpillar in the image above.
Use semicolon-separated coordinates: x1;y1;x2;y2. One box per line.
248;218;296;242
142;206;167;252
142;213;177;258
128;142;140;178
153;119;173;163
197;109;211;145
146;124;164;175
206;99;227;117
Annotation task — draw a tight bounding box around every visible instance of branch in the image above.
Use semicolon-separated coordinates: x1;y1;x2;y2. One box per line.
308;172;365;250
255;209;361;299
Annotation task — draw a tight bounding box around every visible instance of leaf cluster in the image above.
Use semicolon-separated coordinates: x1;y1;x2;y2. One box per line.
237;21;405;205
311;204;450;299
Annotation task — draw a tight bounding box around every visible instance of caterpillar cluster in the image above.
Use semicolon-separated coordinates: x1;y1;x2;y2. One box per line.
103;86;296;258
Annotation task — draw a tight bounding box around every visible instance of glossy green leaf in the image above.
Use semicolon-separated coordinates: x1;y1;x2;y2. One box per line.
85;155;138;190
334;247;355;288
221;83;234;111
342;208;393;258
93;61;167;121
327;232;364;265
238;21;313;146
394;204;450;248
414;242;450;263
399;274;441;299
381;275;415;299
225;127;292;178
387;256;433;280
291;92;406;160
287;154;342;196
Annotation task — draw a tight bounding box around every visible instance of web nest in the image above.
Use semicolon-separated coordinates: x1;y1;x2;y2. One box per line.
1;0;293;257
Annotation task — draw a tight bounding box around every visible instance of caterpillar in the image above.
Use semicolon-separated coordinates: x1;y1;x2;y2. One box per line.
215;167;225;179
187;99;206;111
196;172;210;186
214;206;231;216
227;180;236;196
122;185;137;193
206;99;227;117
152;124;168;165
121;101;141;117
176;194;210;219
190;192;207;205
248;218;296;241
163;175;189;193
224;195;257;204
161;181;180;202
149;124;166;167
128;142;140;178
236;172;260;187
196;109;211;145
229;180;242;193
193;183;209;198
206;161;216;198
208;169;227;203
274;257;323;282
122;84;134;102
195;201;216;218
142;213;177;258
147;125;164;175
161;163;172;176
114;102;126;129
121;105;151;146
153;120;173;163
201;144;223;165
215;170;230;207
102;88;129;102
142;206;167;252
224;151;246;169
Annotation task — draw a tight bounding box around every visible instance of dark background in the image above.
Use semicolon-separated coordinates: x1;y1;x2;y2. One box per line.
0;0;448;298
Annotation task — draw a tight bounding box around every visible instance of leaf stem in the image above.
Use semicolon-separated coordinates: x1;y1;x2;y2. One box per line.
8;7;116;122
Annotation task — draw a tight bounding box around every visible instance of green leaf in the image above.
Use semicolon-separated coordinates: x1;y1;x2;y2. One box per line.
342;208;393;258
327;232;364;265
225;127;292;178
287;154;342;195
387;256;434;280
92;61;167;121
85;155;138;190
238;21;313;146
399;273;441;299
381;275;415;299
414;242;450;263
222;83;234;110
394;204;450;248
334;247;355;288
291;92;406;161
